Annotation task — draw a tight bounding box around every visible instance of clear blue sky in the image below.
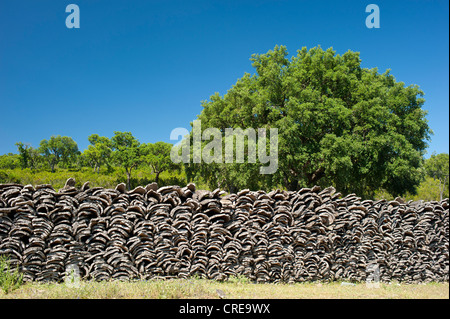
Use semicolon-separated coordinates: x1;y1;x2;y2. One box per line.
0;0;448;157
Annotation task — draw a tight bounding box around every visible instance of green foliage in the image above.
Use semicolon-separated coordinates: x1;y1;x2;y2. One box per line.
412;176;449;201
15;142;41;170
227;274;251;285
189;45;431;197
0;154;19;170
424;153;449;200
375;176;449;202
0;168;115;190
0;170;21;184
0;44;442;201
425;153;449;178
83;134;112;173
3;133;190;191
15;142;30;169
39;135;79;172
111;131;142;190
0;255;23;294
375;154;449;201
0;166;188;191
141;141;180;184
133;166;187;189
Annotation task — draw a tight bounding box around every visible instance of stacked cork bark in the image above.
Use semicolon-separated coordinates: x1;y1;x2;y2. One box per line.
0;180;448;283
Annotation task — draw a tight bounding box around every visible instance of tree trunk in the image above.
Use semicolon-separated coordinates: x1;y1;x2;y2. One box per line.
287;179;299;191
307;167;325;185
126;171;131;190
283;170;299;191
440;175;448;201
155;171;160;185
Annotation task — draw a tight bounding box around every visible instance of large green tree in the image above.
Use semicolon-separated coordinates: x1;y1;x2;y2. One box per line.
188;45;431;197
39;135;79;172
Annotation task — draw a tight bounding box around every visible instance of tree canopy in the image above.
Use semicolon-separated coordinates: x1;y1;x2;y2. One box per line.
9;133;180;191
39;135;79;173
424;153;449;200
83;134;112;174
110;131;142;190
141;141;180;185
187;45;432;197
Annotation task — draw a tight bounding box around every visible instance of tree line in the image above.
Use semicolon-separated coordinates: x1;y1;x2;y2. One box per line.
0;45;448;200
9;132;178;190
1;134;447;200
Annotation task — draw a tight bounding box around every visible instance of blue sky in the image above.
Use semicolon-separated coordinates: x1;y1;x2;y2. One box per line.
0;0;448;157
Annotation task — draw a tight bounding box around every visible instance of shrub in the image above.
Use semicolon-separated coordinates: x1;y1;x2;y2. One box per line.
0;171;21;184
0;255;24;294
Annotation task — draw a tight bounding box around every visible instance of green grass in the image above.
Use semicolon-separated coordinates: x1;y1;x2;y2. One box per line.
0;167;191;190
1;278;448;299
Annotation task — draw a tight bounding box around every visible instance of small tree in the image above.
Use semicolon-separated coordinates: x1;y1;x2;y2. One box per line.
15;142;31;169
111;131;141;190
15;142;41;170
39;135;79;172
83;134;112;173
425;153;449;200
141;142;180;184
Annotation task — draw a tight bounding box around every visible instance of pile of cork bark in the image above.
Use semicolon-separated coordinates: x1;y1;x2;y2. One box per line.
0;180;448;283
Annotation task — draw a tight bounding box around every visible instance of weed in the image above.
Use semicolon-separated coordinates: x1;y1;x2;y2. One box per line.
0;255;24;294
227;274;251;285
